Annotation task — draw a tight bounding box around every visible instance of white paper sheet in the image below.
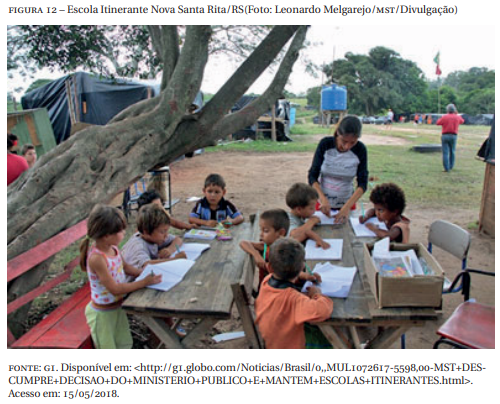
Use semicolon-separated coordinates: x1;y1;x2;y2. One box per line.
302;263;357;298
178;243;210;261
313;210;339;225
305;239;343;260
350;216;388;237
136;259;196;291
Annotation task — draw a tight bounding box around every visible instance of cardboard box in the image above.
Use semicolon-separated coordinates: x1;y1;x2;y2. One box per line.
363;243;444;309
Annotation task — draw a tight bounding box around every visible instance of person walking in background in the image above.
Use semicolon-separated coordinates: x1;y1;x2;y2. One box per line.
385;109;394;130
436;104;465;172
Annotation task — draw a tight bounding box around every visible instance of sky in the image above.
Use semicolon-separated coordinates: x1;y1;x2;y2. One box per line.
8;25;495;97
202;25;496;95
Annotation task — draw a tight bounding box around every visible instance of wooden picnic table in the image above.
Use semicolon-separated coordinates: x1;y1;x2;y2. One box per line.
122;220;256;349
312;223;439;349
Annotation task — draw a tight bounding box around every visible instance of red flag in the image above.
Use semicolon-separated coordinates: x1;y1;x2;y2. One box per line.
434;52;442;76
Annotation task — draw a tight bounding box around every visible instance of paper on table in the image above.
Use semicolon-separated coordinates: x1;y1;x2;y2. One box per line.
179;243;210;261
313;210;339;225
301;263;357;298
136;259;195;291
350;217;388;237
305;239;343;260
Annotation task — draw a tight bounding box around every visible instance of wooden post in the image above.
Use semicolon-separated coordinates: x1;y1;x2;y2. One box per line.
271;104;277;142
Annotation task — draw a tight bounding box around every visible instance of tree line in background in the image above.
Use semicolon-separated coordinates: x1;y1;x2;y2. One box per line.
306;46;495;117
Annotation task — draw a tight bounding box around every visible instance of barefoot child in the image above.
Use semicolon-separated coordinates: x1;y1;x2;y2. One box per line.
255;238;333;349
359;183;410;242
80;205;161;349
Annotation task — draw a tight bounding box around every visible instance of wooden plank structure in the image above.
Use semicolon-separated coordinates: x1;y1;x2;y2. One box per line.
123;219;258;349
231;214;263;349
313;224;438;349
8;220;93;349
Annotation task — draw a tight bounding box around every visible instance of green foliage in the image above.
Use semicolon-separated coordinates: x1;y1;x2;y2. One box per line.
323;47;427;116
306;86;321;109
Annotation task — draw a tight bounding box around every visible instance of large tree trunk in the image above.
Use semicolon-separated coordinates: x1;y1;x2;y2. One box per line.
7;25;308;335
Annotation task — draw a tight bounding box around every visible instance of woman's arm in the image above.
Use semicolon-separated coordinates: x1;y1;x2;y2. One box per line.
335;187;365;223
312;181;332;216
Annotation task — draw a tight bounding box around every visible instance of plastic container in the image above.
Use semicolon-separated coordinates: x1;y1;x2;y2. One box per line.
321;84;347;111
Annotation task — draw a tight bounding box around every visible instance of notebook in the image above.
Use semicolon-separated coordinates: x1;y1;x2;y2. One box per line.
313;210;339;225
179;243;211;261
184;229;217;240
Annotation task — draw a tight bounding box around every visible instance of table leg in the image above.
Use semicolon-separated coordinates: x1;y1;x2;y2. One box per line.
182;318;218;348
348;326;362;349
140;317;184;349
364;326;411;349
318;325;351;349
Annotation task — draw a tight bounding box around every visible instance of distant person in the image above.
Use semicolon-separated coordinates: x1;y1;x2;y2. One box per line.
255;238;333;349
385;109;394;130
21;144;37;168
436;104;465;172
414;114;419;125
189;173;244;227
359;183;410;243
308;115;369;223
7;133;29;185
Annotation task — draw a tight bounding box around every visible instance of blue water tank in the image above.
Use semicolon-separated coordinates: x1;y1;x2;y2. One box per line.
321;84;347;111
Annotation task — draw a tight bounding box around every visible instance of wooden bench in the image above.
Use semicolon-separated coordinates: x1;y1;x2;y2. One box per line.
231;214;264;349
8;220;93;349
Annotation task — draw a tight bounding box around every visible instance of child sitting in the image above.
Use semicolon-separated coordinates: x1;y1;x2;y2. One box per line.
122;204;186;270
80;204;161;349
359;182;410;243
138;190;197;230
240;208;321;291
255;238;333;349
189;173;244;227
286;183;330;249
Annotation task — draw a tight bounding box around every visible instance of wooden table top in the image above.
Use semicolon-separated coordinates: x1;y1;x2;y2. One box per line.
123;221;256;319
311;223;438;325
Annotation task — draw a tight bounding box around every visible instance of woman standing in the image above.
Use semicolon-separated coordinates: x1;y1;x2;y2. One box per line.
308;115;369;223
7;133;29;185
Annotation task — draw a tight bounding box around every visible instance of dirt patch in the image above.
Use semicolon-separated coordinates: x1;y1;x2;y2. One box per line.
165;150;494;349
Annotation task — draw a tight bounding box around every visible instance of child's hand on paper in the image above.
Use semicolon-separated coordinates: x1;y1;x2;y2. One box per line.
145;273;162;286
316;239;331;249
365;223;378;231
359;215;367;224
206;220;218;228
173;252;187;260
303;272;322;284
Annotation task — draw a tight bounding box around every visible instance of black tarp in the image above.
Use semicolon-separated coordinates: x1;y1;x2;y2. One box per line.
477;115;495;164
231;96;292;142
21;72;156;144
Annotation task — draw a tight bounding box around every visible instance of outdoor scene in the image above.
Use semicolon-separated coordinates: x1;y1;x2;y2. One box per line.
7;25;495;350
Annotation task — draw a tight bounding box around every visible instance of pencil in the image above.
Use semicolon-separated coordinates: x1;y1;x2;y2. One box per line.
305;263;314;276
175;244;181;254
361;203;365;220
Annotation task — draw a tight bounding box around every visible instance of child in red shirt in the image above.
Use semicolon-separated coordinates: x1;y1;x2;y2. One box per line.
255;238;333;349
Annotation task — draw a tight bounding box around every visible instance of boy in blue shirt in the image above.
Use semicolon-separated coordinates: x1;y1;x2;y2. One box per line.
189;173;244;227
